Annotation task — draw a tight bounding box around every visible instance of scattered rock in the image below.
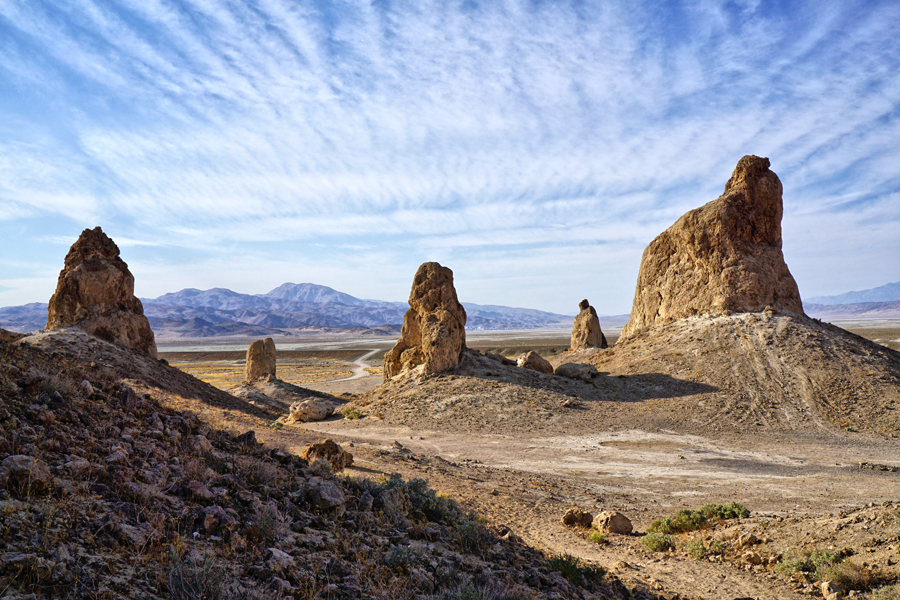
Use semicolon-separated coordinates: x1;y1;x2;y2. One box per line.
554;362;598;382
621;156;804;340
46;226;157;358
570;299;608;350
304;477;346;514
561;508;594;527
1;455;52;495
300;439;353;472
517;351;553;374
592;511;633;535
383;262;467;381
245;338;277;382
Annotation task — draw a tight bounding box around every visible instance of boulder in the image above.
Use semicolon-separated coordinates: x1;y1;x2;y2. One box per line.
570;299;608;350
561;508;594;527
245;338;276;382
46;226;157;358
620;156;804;340
300;439;353;472
383;262;467;381
284;398;336;423
517;351;553;374
592;511;633;535
554;362;599;382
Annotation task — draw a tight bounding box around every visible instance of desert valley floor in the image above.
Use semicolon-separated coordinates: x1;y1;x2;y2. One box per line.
157;323;900;600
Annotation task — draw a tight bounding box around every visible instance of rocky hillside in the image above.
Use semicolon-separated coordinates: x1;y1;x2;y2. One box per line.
0;327;651;600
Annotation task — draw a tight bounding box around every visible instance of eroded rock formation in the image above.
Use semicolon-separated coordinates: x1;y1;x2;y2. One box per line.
245;337;277;381
46;226;157;358
383;262;467;381
620;155;803;340
570;299;608;350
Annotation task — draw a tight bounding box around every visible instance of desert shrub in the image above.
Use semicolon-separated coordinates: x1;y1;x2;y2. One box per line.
821;560;872;591
546;553;605;586
647;510;706;534
648;503;750;535
238;457;280;487
640;532;676;552
699;502;750;520
245;502;291;545
379;474;461;523
683;538;707;559
775;550;843;581
427;579;530;600
167;547;223;600
386;545;422;573
457;519;490;555
708;540;726;555
587;528;605;544
874;584;900;600
340;406;362;420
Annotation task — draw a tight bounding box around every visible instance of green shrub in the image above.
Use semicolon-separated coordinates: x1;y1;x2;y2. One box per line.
640;532;676;552
340;406;362;420
648;503;750;535
546;553;605;586
699;502;750;520
774;550;843;582
683;538;707;559
587;528;605;544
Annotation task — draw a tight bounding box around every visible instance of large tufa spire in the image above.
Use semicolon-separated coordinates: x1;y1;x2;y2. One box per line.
620;156;803;340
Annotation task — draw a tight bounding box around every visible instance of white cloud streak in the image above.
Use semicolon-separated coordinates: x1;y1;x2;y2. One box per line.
0;0;898;313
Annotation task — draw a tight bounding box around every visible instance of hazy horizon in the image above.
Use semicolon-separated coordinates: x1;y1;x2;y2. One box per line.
2;1;898;315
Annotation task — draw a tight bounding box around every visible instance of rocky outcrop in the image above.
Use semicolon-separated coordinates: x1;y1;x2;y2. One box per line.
383;262;467;381
621;156;804;340
570;299;608;350
46;227;157;358
300;439;354;473
245;337;276;381
517;351;553;374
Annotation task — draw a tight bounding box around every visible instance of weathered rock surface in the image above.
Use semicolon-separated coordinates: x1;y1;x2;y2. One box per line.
285;398;338;423
561;508;594;528
554;362;598;382
300;439;354;472
517;351;553;374
384;262;467;381
592;511;633;535
621;156;804;340
571;299;608;350
46;226;157;358
245;337;276;381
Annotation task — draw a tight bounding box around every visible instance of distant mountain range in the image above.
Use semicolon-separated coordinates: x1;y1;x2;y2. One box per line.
5;280;897;338
0;283;574;337
805;281;900;306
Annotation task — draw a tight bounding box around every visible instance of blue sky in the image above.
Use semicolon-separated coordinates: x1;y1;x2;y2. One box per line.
1;0;898;315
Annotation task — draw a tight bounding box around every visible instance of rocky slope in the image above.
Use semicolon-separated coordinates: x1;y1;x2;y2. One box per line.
0;328;651;600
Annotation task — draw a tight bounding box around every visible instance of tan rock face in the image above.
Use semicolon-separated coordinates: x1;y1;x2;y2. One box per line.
383;262;467;381
517;351;553;374
571;299;608;350
621;156;803;340
46;227;157;358
245;337;276;381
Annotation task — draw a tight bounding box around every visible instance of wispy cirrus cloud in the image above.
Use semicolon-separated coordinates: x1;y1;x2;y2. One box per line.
0;0;898;313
